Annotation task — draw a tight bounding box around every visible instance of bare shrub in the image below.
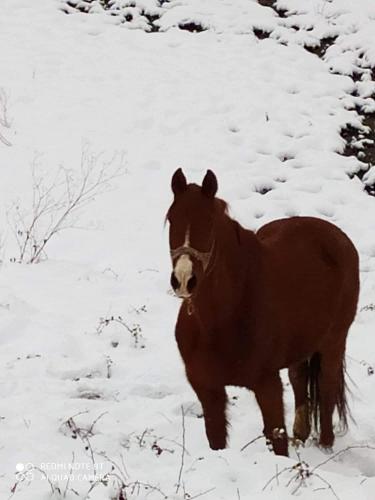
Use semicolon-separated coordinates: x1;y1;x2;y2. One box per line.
96;314;146;349
263;444;375;499
0;88;11;147
8;146;124;263
10;409;214;500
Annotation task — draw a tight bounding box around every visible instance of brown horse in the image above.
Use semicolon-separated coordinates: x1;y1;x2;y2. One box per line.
167;168;359;456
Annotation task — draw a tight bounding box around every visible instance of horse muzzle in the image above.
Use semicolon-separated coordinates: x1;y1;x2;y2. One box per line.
170;269;197;298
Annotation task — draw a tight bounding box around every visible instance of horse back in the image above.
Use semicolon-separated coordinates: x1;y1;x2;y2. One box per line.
257;216;359;277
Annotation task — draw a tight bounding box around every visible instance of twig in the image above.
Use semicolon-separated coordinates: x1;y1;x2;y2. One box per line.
106;356;113;378
189;487;216;500
61;411;108;467
276;463;279;487
87;411;108;435
262;466;290;491
119;453;129;480
137;428;150;448
63;452;75;498
96;451;128;483
0;88;11;146
311;444;375;473
176;405;186;494
163;437;190;454
9;466;56;499
129;480;167;499
84;471;125;498
240;434;263;452
313;472;340;500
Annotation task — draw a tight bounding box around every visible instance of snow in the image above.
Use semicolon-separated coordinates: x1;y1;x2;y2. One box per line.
1;0;375;498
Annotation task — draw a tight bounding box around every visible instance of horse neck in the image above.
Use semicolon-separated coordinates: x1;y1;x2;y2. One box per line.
207;215;261;311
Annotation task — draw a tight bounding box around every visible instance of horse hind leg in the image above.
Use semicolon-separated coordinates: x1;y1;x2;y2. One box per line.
298;347;348;449
289;361;311;443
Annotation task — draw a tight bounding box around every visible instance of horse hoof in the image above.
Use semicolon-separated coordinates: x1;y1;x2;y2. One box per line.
319;445;334;455
293;405;311;443
289;437;304;449
269;429;289;456
208;441;226;451
273;442;289;456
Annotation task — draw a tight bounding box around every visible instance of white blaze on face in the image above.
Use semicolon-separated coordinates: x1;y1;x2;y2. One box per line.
174;226;193;297
184;226;190;247
174;254;193;297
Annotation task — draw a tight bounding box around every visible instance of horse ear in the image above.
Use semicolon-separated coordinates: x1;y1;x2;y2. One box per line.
201;170;218;198
171;168;187;196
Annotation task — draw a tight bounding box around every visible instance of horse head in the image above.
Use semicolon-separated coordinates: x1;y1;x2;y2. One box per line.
167;168;224;299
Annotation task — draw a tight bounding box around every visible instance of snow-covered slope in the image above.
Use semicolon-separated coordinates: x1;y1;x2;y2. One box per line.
1;1;375;499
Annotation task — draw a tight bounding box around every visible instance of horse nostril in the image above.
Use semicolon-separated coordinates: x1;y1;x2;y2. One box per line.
187;274;197;293
171;272;179;291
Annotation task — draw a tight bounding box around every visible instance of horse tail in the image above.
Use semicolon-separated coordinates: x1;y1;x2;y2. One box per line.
335;356;349;433
307;352;349;434
307;353;320;432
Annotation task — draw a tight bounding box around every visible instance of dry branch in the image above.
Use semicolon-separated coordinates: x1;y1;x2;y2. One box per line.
0;88;11;146
175;405;186;494
8;146;124;263
263;444;375;499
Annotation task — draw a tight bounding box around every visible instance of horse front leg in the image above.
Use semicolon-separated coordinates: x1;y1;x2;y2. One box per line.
254;373;288;456
192;384;228;450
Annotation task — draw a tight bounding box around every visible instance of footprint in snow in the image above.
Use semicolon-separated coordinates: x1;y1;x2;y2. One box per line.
130;384;173;399
316;203;335;218
73;384;118;401
278;152;295;162
295;182;322;194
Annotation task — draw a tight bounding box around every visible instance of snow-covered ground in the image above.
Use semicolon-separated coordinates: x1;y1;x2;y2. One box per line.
1;0;375;498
